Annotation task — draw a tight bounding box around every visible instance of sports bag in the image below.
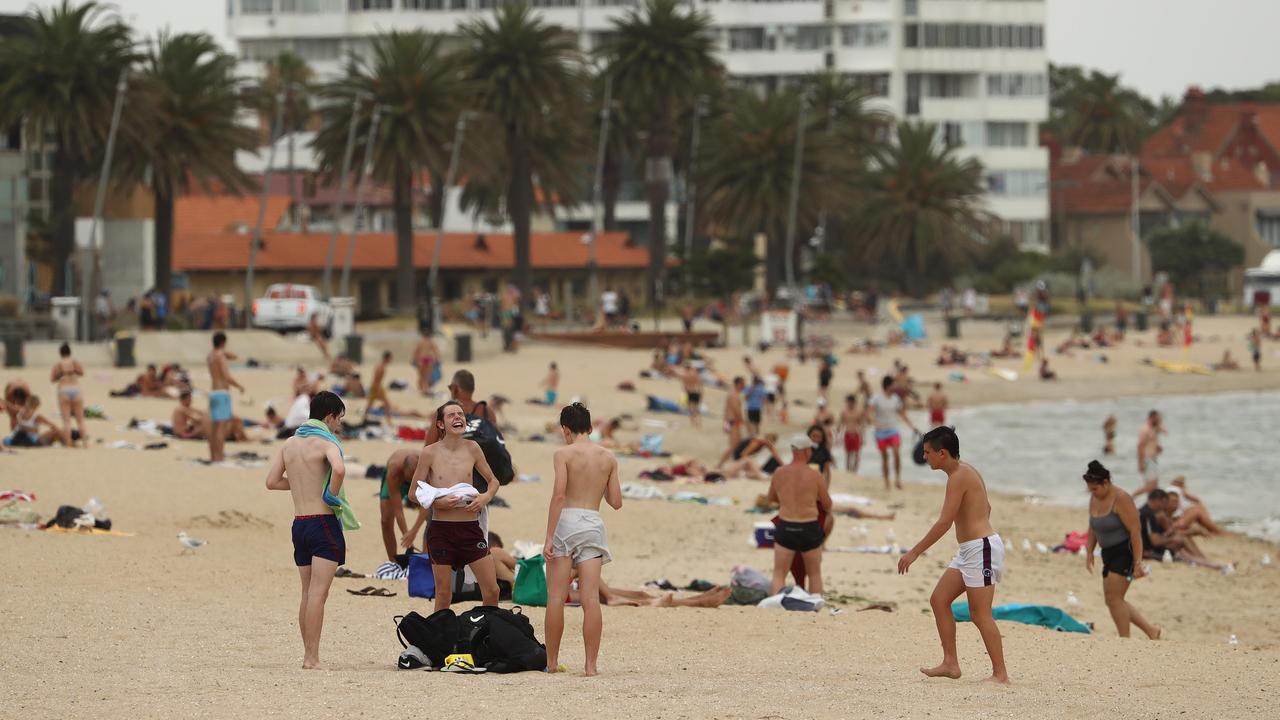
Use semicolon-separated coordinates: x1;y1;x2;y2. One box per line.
463;606;547;673
463;401;514;489
394;609;459;668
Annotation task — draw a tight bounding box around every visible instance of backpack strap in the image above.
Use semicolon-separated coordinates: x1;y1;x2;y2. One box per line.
393;615;409;649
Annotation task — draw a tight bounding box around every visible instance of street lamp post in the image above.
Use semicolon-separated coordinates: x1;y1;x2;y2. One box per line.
322;93;365;299
587;73;613;326
81;67;128;341
244;88;287;328
783;95;808;293
683;95;708;259
428;111;473;333
339;103;383;299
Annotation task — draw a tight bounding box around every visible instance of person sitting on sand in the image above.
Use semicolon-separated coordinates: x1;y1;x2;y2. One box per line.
1165;487;1224;537
138;364;166;397
3;394;70;447
1039;358;1057;381
990;334;1017;358
717;432;782;480
292;367;314;398
340;372;365;399
1137;489;1224;569
5;380;31;430
172;390;248;442
1212;350;1240;371
1082;460;1161;640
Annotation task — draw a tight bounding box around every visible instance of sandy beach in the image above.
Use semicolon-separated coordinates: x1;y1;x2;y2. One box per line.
3;313;1278;719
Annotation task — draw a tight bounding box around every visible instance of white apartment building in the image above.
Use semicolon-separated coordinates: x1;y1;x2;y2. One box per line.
227;0;1049;252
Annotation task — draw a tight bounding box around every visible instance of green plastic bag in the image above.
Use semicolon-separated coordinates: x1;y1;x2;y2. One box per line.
513;555;548;607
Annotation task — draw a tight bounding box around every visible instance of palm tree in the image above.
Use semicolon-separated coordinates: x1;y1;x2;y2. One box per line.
698;89;845;292
312;31;465;313
848;121;992;296
0;1;135;295
259;52;313;229
463;4;582;306
1051;69;1149;154
601;0;720;307
115;32;256;298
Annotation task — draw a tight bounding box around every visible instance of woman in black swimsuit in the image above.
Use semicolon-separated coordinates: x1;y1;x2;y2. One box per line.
1084;460;1162;639
805;424;833;485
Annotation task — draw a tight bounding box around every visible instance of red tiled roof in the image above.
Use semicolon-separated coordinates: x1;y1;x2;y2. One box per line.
1051;155;1151;214
174;193;291;237
174;230;656;272
1147;103;1280;159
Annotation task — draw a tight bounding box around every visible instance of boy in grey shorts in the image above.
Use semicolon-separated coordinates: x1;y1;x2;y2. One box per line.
543;402;622;676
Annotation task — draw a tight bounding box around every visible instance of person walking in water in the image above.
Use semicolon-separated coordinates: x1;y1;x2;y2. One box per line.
1084;460;1161;640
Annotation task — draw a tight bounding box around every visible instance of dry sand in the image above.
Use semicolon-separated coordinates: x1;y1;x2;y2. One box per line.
3;314;1279;719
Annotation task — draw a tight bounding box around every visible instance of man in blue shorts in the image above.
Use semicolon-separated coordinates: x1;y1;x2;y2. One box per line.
206;331;244;463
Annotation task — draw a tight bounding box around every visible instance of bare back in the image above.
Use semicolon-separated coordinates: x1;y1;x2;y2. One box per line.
768;462;832;523
208;350;232;391
372;361;387;389
950;462;995;543
555;441;619;511
385;448;418;499
281;436;341;516
725;392;743;421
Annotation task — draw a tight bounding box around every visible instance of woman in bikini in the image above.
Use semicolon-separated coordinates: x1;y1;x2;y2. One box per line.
50;343;88;447
1083;460;1161;639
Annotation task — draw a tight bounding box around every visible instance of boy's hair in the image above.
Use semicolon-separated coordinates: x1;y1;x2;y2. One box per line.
382;351;392;361
488;531;504;548
59;343;71;357
212;331;227;348
309;391;346;421
733;376;744;386
559;402;592;434
549;362;557;370
1148;488;1169;501
845;393;856;403
922;425;960;458
436;399;464;425
882;376;894;390
10;386;28;403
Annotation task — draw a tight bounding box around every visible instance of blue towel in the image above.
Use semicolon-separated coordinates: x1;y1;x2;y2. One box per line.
951;602;1091;634
294;419;360;530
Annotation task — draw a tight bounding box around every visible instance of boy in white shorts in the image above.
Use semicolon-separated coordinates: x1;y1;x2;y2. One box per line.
898;426;1009;684
543;402;623;676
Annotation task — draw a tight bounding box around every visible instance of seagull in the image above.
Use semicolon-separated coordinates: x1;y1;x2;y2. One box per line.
177;531;208;554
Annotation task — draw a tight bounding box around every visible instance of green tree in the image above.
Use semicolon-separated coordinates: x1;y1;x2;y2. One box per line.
1147;222;1244;300
258;51;313;229
0;0;135;294
601;0;720;307
463;4;582;306
1047;66;1151;154
699;88;845;292
312;31;465;312
847;121;991;296
966;235;1048;294
114;32;256;298
678;243;759;299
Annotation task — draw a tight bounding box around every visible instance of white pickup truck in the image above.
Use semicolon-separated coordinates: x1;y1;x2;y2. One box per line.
251;284;333;333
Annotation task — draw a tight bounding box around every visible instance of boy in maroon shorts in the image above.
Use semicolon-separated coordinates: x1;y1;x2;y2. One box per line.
408;400;502;612
836;393;865;472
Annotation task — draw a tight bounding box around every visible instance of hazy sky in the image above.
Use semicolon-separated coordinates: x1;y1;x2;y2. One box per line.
1;0;1277;101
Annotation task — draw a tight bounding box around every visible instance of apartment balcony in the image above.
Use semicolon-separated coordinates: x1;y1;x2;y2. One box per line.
724;48;828;77
707;2;825;27
915;0;1045;24
832;0;894;23
915;96;1046;122
900;48;1045;74
984;193;1048;223
964;145;1049;171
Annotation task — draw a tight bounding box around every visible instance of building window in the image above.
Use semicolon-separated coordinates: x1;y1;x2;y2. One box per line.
790;26;831;51
242;0;274;14
1257;211;1280;248
348;0;393;10
922;73;971;98
280;0;342;11
986;122;1028;147
849;73;890;98
840;23;889;48
294;38;342;60
986;170;1047;196
987;73;1046;97
530;0;578;6
906;23;1044;49
728;27;769;52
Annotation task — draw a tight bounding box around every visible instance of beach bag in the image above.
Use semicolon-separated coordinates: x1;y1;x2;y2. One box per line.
407;553;436;599
463;402;514;489
470;607;547;673
911;432;926;465
430;361;443;386
512;555;548;607
394;609;459;668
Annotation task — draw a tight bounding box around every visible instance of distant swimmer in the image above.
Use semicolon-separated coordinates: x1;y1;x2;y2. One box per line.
898;426;1009;684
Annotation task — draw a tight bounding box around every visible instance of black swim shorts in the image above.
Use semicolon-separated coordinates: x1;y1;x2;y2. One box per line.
1100;542;1134;578
774;519;825;552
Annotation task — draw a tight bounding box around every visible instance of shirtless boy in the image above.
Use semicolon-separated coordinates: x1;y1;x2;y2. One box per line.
837;394;865;472
207;331;244;463
541;362;560;406
681;361;703;428
544;402;623;677
724;376;746;453
364;351;395;422
926;383;948;427
406;400;502;612
379;447;421;563
767;435;833;595
897;426;1009;684
264;391;348;669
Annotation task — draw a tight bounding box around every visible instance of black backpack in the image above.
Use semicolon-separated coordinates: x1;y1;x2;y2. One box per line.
459;606;546;674
463;401;514;489
394;609;459;668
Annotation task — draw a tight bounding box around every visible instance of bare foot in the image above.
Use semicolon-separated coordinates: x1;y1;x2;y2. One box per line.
301;660;321;670
654;592;675;608
983;674;1011;684
895;480;904;490
1148;625;1163;640
584;667;599;677
921;663;961;679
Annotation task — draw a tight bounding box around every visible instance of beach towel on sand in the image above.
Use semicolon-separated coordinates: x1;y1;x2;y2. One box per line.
295;419;360;531
951;602;1090;634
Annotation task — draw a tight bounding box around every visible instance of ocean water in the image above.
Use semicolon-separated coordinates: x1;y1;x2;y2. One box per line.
895;391;1280;542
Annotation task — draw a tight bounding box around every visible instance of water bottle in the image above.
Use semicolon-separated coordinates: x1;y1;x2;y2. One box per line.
1066;591;1079;607
1228;634;1239;646
1162;549;1173;564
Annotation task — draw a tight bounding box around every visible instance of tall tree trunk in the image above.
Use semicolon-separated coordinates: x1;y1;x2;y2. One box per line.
765;229;785;296
50;149;77;296
507;125;534;307
602;146;621;232
428;167;446;229
393;160;415;313
154;185;174;298
645;108;674;309
287;127;297;229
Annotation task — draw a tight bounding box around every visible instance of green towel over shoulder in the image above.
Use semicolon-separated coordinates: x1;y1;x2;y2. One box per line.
295;419;360;531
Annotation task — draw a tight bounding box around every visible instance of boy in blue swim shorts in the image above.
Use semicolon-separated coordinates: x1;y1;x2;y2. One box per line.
266;391;348;669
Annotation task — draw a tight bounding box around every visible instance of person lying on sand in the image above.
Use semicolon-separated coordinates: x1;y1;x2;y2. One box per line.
568;574;731;608
717;433;781;480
